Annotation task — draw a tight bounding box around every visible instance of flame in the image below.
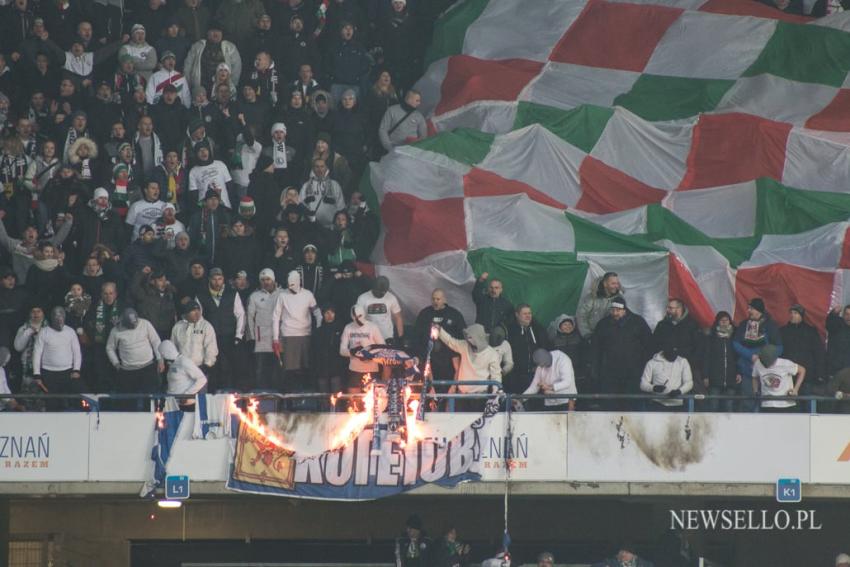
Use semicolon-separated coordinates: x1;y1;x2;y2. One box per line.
430;325;440;340
329;378;376;449
230;397;289;449
155;411;165;429
403;385;423;445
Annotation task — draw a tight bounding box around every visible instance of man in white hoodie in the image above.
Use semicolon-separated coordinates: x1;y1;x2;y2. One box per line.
146;51;191;108
272;270;320;391
159;339;207;409
340;305;384;396
640;344;693;410
247;268;280;388
300;157;344;229
106;308;164;408
523;349;576;411
438;323;502;412
170;300;218;373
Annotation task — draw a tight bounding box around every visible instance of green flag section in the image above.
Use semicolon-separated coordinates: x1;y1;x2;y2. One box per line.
742;21;850;88
755;178;850;235
613;75;735;122
513;102;614;153
410;128;495;166
424;0;491;66
467;248;589;324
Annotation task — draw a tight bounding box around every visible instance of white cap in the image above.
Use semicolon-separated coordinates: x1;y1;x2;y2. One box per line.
271;122;287;135
259;268;275;281
158;340;179;361
94;187;109;200
837;553;850;566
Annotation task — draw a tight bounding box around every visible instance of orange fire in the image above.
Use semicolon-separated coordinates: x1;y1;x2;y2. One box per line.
329;379;376;449
155;410;165;430
230;397;289;450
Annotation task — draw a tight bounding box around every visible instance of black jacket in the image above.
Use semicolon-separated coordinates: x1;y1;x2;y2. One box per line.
151;99;189;153
413;305;466;360
653;311;702;368
130;271;177;339
782;321;825;381
219;234;260;281
505;319;548;393
472;283;513;334
311;317;345;379
826;311;850;376
591;311;653;390
76;204;128;260
702;328;738;390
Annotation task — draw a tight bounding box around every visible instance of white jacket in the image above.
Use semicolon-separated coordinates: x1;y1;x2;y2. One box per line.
299;173;345;230
166;354;208;395
106;320;162;370
524;350;576;406
170;318;218;367
246;287;279;352
493;340;514;377
146;68;191;108
340;321;384;373
438;328;501;394
183;39;242;93
640;352;694;407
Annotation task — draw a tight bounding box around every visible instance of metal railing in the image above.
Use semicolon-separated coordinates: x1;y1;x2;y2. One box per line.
1;384;848;414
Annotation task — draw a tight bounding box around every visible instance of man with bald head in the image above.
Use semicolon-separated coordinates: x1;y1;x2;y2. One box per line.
413;288;466;382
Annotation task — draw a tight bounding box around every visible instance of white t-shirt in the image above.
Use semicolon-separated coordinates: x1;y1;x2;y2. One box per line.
356;291;401;340
753;357;798;408
126;200;167;240
273;289;317;338
339;321;384;373
189;161;233;208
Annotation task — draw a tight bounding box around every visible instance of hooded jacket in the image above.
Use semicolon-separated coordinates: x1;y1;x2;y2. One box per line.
702;316;738;390
246;286;280;352
591;310;653;390
170;316;218;367
524;350;577;406
299;171;345;229
438;325;501;393
548;314;582;371
577;275;622;337
640;352;694;406
77;199;127;258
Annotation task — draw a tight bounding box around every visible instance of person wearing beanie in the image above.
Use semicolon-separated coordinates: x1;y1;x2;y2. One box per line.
639;341;693;410
153;203;187;248
547;314;583;383
310;131;352;194
837;552;850;567
590;295;653;411
170;299;218;373
194;265;245;390
146;50;191;108
183;25;242;96
331;88;368;180
130;265;178;339
176;260;208;304
119;24;158;80
328;21;370;105
246;268;280;388
121;223;161;280
188;143;234;209
781;303;825;398
395;513;435;567
261;122;297;188
77;186;128;261
733;297;783;412
274;89;315;176
152;149;189;213
752;343;806;412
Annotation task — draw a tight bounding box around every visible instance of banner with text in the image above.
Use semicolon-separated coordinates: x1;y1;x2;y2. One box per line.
0;414;89;481
226;403;504;500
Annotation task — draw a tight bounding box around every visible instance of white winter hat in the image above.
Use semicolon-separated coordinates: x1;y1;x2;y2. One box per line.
837;554;850;566
259;268;275;281
271;122;287;135
94;187;109;200
159;340;179;361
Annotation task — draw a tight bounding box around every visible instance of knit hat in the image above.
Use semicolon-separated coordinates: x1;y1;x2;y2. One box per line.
188;117;205;134
259;268;275;281
303;243;317;253
160;50;176;62
610;296;626;309
790;303;806;317
117;142;133;154
131;23;145;34
271;122;287;135
405;514;423;530
235;270;247;280
317;131;332;144
216;62;231;73
836;553;850;566
94;187;109;200
119;54;134;65
209;267;224;277
70;110;88;122
393;0;407;5
204;190;220;201
239;196;255;214
758;344;779;368
749;297;766;315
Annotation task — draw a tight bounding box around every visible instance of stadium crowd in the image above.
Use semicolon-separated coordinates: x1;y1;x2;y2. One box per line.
0;0;847;414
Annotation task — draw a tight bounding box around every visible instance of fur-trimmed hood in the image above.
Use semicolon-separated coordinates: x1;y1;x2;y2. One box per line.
68;137;98;163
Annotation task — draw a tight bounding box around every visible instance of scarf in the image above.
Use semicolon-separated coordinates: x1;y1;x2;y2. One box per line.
34;258;59;272
166;166;182;205
0;153;27;197
273;141;287;169
209;285;223;301
94;299;121;343
64;51;94;77
743;318;766;346
65;292;92;318
89;197;113;221
715;323;733;339
78;157;93;180
20;320;46;378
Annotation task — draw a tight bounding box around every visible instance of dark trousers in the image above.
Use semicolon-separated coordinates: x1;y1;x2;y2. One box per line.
117;362;161;411
42;368;75;411
210;338;237;392
91;345;117;394
254;352;281;390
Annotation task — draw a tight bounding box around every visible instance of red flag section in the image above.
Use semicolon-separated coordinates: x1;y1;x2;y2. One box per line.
668;253;717;328
576;155;667;213
381;193;468;265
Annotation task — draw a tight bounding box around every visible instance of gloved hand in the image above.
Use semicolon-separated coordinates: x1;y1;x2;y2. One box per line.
272;340;282;358
652;385;665;393
667;389;682;397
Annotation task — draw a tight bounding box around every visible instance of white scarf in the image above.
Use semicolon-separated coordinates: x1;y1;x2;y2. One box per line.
64;52;94;77
273;142;287;170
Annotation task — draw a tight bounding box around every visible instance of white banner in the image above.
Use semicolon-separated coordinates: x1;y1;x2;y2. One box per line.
89;413;156;481
809;415;850;484
0;414;89;481
568;412;810;483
